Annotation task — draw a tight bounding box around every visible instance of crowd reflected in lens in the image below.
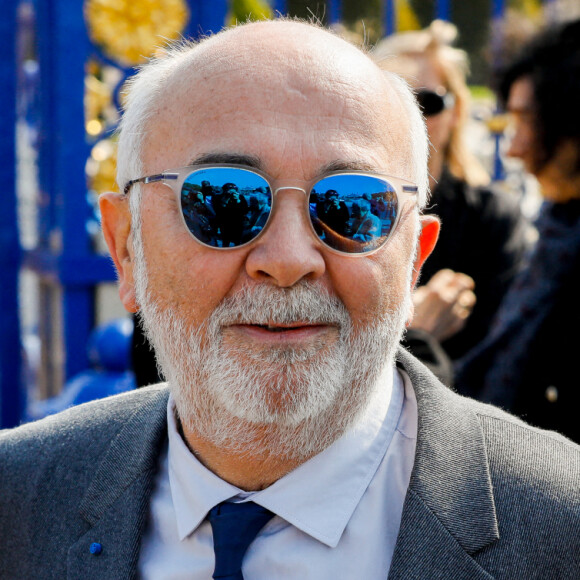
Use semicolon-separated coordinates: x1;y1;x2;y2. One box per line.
309;174;398;253
181;168;273;248
180;168;398;253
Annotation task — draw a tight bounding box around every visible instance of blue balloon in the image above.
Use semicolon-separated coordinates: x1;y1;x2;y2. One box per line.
87;317;134;372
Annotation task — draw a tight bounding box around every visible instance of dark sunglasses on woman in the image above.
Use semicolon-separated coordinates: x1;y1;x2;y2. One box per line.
416;89;455;117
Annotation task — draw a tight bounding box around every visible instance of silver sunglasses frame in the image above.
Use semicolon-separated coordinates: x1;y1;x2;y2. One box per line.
124;163;418;257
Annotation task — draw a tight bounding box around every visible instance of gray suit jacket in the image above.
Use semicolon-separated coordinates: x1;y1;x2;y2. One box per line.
1;349;579;579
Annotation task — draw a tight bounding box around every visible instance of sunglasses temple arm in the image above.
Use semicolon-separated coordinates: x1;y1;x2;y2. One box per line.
123;173;179;195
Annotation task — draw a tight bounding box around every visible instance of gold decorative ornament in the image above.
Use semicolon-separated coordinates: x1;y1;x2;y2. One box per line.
84;60;123;138
86;138;118;195
84;0;189;67
84;73;111;136
485;113;511;135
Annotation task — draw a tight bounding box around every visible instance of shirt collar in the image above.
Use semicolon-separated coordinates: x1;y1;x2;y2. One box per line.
167;365;408;547
167;402;241;540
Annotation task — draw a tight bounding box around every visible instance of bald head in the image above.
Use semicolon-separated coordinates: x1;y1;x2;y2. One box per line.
117;20;428;206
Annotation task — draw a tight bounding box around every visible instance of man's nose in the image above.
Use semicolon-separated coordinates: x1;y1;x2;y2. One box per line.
244;190;326;287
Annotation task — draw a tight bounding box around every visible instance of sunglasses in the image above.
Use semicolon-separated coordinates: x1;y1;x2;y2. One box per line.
124;164;418;255
416;89;455;117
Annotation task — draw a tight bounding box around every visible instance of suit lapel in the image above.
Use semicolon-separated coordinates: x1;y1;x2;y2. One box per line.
67;386;169;580
388;349;499;580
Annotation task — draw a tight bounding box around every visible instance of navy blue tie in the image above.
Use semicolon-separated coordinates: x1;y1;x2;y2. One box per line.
207;501;274;580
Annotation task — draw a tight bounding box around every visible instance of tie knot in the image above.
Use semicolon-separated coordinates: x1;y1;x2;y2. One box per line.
208;501;274;580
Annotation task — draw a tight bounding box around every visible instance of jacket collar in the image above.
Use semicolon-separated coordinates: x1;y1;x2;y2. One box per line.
68;385;169;580
389;348;499;579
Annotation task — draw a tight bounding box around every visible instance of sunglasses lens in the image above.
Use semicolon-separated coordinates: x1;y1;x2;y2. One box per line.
309;175;398;253
180;168;271;248
416;90;446;117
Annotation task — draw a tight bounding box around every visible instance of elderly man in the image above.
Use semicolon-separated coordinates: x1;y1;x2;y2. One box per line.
1;20;579;580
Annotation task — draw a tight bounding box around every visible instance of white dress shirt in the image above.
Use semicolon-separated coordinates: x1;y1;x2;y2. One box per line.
139;367;417;579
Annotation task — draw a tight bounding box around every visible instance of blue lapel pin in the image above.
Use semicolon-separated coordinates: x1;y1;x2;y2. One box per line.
89;542;103;555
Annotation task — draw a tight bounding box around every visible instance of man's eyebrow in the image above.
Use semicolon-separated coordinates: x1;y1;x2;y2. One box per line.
189;152;264;169
187;155;378;175
319;160;379;173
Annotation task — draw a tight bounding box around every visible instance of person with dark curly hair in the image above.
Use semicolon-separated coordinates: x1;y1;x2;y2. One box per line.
456;18;580;443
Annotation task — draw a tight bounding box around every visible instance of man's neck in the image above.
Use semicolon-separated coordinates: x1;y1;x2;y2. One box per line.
179;425;310;491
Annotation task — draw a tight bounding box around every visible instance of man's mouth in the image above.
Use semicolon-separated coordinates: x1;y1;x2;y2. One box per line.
254;323;317;332
226;322;335;342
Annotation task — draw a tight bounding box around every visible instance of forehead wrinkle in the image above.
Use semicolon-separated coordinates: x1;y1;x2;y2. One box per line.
249;110;390;168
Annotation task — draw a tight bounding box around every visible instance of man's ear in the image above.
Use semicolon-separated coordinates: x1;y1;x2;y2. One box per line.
411;214;440;288
99;192;139;313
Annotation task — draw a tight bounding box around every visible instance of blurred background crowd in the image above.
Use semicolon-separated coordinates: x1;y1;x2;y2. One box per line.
2;0;580;442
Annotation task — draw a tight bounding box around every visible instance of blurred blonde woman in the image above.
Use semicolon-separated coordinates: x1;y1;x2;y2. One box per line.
372;21;530;363
374;20;488;190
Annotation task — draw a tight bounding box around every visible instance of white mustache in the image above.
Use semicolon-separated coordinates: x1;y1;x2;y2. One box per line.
209;282;351;328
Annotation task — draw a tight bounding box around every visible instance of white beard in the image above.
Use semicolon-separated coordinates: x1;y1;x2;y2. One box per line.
132;215;412;460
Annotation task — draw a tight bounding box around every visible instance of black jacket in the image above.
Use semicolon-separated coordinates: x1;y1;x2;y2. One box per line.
456;200;580;443
421;169;531;360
